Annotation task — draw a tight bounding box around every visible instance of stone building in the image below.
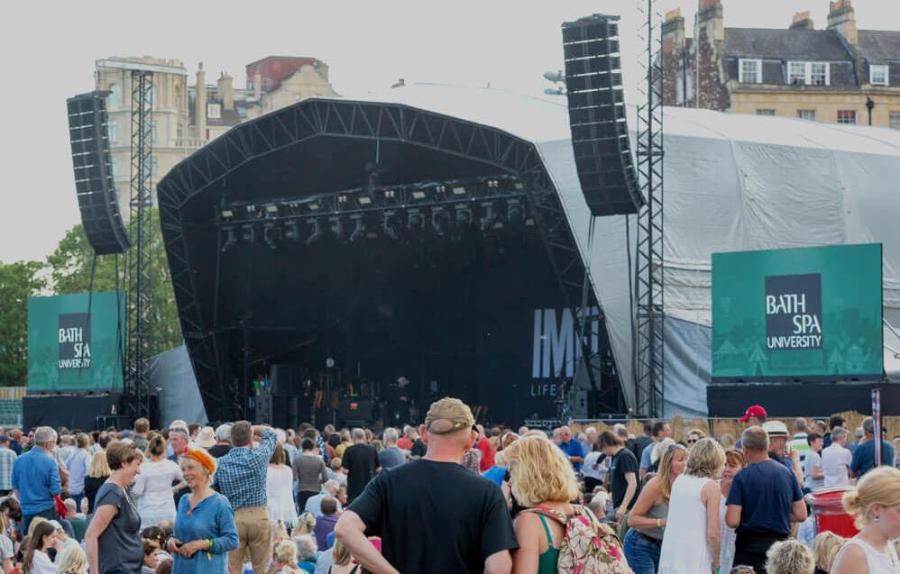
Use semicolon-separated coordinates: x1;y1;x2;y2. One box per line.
93;55;338;213
662;0;900;128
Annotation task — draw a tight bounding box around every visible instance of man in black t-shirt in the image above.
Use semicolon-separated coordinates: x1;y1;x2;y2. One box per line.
598;430;638;522
335;397;517;574
341;428;380;503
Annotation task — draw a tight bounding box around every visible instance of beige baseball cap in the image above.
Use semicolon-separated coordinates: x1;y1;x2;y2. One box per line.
424;397;475;435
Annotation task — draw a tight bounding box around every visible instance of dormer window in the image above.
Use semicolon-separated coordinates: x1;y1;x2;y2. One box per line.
870;64;889;86
787;62;830;86
739;59;762;84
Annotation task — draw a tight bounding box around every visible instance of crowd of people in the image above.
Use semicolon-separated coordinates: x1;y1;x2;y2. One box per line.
0;401;895;573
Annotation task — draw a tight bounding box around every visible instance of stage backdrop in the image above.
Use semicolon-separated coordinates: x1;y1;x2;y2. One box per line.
712;244;883;382
27;292;124;392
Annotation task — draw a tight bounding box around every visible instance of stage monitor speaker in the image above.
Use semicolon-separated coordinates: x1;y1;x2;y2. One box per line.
562;15;643;216
66;91;130;255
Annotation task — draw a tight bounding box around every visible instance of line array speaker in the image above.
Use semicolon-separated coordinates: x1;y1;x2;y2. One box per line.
66;92;130;255
562;15;643;216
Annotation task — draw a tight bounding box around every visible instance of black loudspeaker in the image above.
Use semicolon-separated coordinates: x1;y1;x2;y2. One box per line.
270;364;303;395
66;92;130;255
562;15;643;216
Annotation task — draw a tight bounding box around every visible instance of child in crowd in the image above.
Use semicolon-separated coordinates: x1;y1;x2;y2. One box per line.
267;539;302;574
813;531;846;574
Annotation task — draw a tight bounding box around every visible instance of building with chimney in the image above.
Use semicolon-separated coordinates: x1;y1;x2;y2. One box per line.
94;55;338;213
662;0;900;128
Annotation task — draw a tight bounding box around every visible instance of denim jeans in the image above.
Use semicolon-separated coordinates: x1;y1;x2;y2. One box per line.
22;507;57;536
623;528;661;574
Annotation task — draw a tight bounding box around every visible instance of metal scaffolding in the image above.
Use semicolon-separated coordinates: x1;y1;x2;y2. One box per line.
126;70;154;419
635;0;665;417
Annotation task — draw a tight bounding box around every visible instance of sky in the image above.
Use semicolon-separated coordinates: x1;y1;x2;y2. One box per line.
1;0;899;264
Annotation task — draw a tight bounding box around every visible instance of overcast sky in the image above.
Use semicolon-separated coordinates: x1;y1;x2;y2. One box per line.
2;0;898;264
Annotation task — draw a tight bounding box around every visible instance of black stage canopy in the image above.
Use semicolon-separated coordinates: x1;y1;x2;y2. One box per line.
158;98;622;425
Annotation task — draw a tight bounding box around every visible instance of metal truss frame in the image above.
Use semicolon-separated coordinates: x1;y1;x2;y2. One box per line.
635;0;666;417
126;70;154;419
157;98;622;421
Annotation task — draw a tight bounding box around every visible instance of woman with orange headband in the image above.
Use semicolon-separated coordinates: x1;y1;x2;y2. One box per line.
167;447;238;574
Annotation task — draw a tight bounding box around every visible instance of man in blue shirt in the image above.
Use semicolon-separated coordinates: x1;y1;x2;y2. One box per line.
850;417;895;479
639;421;672;479
11;426;61;534
726;426;807;574
214;422;276;574
556;425;584;471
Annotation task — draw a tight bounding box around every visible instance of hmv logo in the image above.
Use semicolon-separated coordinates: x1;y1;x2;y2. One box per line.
531;307;600;379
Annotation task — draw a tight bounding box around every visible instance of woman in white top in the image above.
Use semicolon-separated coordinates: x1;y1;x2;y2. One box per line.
832;466;900;574
24;521;60;574
266;442;298;529
718;449;745;574
133;433;183;527
658;437;725;574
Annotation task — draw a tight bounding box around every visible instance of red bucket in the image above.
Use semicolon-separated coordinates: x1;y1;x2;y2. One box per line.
808;487;860;538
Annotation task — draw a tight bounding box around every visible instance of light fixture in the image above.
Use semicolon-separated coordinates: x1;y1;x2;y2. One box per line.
263;222;279;249
507;200;525;227
308;202;320;211
337;195;348;204
358;196;373;206
284;220;300;242
221;208;234;219
265;204;278;214
221;227;237;252
480;203;498;231
452;186;466;196
329;216;345;240
349;216;366;242
432;208;450;236
408;209;425;230
411;190;426;200
383;210;399;240
240;224;256;244
455;206;472;226
305;219;322;245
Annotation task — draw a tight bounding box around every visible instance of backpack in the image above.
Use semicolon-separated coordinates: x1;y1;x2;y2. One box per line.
522;505;632;574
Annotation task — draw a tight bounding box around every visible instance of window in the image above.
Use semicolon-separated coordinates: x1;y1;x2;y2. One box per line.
837;110;857;124
890;111;900;130
739;59;762;84
809;63;828;86
756;109;776;116
207;103;221;119
787;62;830;86
797;110;816;121
110;157;118;178
788;62;806;85
149;155;158;177
870;64;889;86
151;120;158;145
107;120;118;144
107;83;121;109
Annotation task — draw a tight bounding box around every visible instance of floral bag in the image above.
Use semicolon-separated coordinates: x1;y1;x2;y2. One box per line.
522;505;633;574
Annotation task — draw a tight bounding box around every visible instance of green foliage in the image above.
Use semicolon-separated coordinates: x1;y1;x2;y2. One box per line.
45;209;183;354
0;261;45;386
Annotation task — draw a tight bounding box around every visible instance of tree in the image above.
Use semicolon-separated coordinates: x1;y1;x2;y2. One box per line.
46;209;183;354
0;261;45;386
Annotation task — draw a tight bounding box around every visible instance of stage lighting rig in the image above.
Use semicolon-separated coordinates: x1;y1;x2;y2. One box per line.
408;209;425;231
240;224;256;244
284;220;300;242
480;202;499;231
455;205;473;226
329;216;345;240
507;200;526;227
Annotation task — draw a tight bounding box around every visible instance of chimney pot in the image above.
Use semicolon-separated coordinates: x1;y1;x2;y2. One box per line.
790;11;814;30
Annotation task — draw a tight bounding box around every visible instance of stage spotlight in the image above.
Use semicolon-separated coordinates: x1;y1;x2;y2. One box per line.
507;200;525;227
408;209;425;231
221;226;237;252
349;216;366;242
383;210;399;240
432;207;451;236
308;202;321;211
240;224;256;244
337;195;348;205
411;190;426;200
452;185;466;196
305;218;322;245
284;220;300;242
263;222;280;249
358;195;373;206
329;216;345;240
265;204;278;215
221;208;234;220
480;203;499;231
455;206;472;226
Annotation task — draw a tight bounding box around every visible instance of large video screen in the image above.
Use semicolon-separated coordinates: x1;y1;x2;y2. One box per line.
712;244;883;382
27;291;125;392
